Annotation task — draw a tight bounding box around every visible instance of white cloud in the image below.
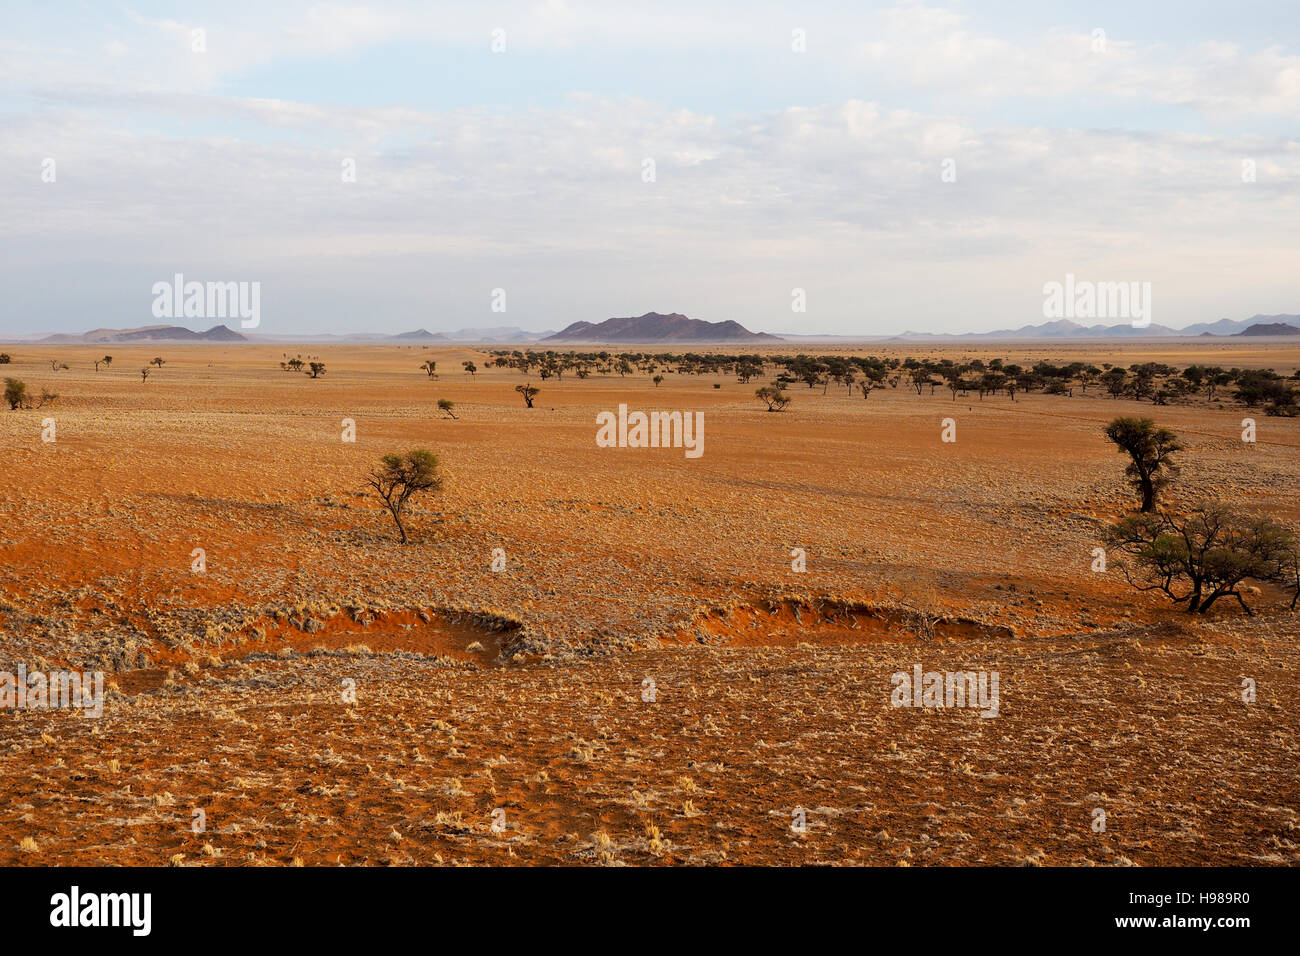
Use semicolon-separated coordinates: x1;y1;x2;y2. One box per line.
3;89;1296;332
855;5;1300;119
2;2;1298;333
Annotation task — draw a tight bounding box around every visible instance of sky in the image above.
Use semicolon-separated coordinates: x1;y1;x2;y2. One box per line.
2;0;1297;337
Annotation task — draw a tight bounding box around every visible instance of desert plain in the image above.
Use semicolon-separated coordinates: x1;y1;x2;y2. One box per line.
1;340;1297;866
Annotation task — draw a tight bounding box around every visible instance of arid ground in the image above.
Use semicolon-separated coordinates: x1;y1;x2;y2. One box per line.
1;341;1297;865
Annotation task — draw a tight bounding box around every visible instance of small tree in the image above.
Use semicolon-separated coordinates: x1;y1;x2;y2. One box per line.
755;386;792;412
421;360;438;379
652;374;664;387
438;398;457;419
140;367;151;382
463;361;477;377
1104;417;1183;513
151;357;165;368
1101;368;1127;399
365;449;442;544
1105;505;1298;616
0;354;10;364
95;355;113;371
515;383;539;408
4;378;28;410
287;357;305;372
308;362;326;378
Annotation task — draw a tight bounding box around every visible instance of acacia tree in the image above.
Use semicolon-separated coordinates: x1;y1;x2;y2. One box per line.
308;361;326;378
463;361;477;377
515;383;539;408
438;398;457;419
1104;417;1183;512
140;367;151;382
4;378;28;410
421;360;438;379
95;355;112;371
1105;505;1298;616
151;357;165;368
4;379;55;409
755;386;792;412
365;449;442;544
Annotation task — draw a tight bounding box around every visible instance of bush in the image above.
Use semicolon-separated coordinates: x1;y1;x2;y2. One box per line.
1105;504;1298;615
4;378;28;410
755;386;792;412
365;450;442;544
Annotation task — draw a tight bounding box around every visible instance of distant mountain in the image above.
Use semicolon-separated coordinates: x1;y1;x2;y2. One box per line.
1237;322;1300;336
1175;315;1300;335
542;312;783;344
1180;318;1257;336
889;320;1179;341
1228;314;1300;333
241;327;553;344
22;313;1297;346
386;329;449;342
890;314;1299;341
444;327;555;343
40;324;246;344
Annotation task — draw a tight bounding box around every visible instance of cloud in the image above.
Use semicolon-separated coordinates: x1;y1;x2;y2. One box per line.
2;3;1298;333
3;88;1296;332
854;5;1300;119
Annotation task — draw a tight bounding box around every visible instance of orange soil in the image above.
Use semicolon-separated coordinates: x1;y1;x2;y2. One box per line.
0;342;1297;865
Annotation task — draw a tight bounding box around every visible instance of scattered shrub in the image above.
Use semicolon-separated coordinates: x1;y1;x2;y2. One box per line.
365;449;443;544
1104;417;1183;513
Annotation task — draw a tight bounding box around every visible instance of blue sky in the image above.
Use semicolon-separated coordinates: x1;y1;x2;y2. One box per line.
2;1;1297;336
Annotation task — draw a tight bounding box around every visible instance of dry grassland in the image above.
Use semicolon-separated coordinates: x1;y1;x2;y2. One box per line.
1;341;1297;865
